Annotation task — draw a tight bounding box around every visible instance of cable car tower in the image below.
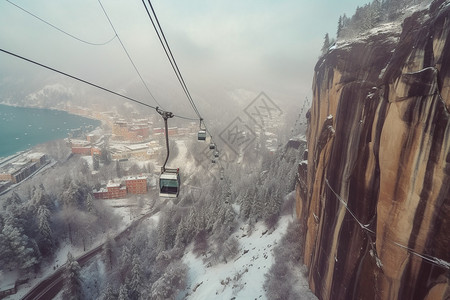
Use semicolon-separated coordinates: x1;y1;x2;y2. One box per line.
156;107;180;198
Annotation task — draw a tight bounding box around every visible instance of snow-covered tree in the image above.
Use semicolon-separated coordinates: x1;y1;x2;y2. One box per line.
63;252;83;300
156;207;178;252
37;204;53;255
103;235;115;270
174;215;190;247
61;182;81;208
86;193;95;214
120;245;131;268
129;254;143;299
93;154;100;171
37;205;51;238
150;261;187;300
117;284;128;300
1;222;40;273
101;283;116;300
0;229;14;270
3;192;23;216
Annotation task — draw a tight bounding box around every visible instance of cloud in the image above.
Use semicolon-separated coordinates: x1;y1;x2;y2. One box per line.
0;0;370;117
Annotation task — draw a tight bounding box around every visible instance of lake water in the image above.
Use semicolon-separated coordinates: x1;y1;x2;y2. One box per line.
0;104;100;158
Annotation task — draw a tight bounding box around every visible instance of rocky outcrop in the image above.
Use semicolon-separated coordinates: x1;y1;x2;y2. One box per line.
296;1;450;299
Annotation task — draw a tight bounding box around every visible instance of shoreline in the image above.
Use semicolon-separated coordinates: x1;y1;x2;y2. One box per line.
0;101;102;123
0;103;102;159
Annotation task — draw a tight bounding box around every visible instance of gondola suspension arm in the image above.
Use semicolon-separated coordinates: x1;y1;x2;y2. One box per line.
156;107;174;172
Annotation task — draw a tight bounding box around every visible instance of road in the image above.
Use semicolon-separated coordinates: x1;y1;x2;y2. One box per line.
21;209;155;300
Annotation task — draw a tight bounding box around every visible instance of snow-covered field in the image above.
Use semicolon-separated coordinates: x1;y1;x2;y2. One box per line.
181;215;313;300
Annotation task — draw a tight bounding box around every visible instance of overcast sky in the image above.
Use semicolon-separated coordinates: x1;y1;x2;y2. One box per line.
0;0;370;120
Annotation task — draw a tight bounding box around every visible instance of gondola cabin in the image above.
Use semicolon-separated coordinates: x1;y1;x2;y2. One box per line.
159;168;180;198
198;130;207;141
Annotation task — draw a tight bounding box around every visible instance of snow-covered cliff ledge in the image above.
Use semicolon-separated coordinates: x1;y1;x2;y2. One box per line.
297;0;450;299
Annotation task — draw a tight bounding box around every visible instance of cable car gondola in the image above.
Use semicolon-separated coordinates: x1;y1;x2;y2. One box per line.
198;130;206;141
156;107;181;198
159;168;180;198
198;119;206;141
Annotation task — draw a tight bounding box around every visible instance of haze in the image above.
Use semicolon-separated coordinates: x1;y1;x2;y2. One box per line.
0;0;369;121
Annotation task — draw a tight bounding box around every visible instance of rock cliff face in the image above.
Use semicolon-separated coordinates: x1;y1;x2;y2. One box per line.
296;1;450;299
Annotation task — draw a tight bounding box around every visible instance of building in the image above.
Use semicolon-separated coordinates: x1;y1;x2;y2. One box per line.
126;176;148;194
69;139;92;155
0;181;11;194
93;176;148;199
0;153;47;184
109;143;158;161
112;120;150;142
71;146;92;155
93;180;127;199
105;181;127;198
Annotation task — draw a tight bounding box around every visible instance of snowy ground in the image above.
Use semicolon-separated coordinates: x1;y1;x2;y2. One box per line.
181;215;314;300
170;139;197;174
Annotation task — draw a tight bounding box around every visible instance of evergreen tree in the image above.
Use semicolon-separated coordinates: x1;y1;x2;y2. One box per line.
120;245;131;268
129;254;143;299
63;174;72;190
3;192;23;217
2;222;39;273
37;204;53;255
101;283;116;300
86;193;95;214
119;245;132;280
100;147;111;165
174;216;190;247
150;262;187;300
157;208;177;251
239;190;252;220
116;161;122;178
372;0;382;24
62;182;81;208
63;252;83;300
37;205;51;238
337;16;343;37
0;229;14;270
321;33;331;54
93;154;100;171
103;235;115;270
117;284;128;300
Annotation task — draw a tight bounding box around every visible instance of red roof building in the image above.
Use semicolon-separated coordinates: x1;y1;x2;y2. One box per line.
126;176;148;194
93;176;148;199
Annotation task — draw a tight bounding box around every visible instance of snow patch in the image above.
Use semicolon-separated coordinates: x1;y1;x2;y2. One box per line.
181;216;309;300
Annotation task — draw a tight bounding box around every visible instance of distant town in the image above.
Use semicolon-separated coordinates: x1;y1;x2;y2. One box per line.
0;104;199;198
0;102;283;198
